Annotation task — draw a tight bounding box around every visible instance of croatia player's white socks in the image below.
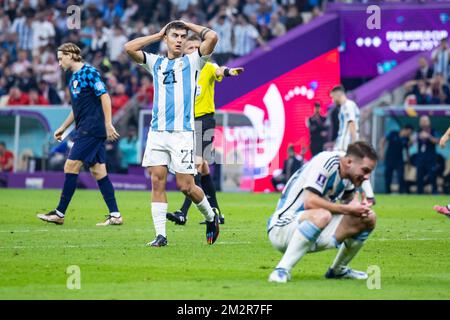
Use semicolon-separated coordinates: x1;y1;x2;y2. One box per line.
276;220;322;272
361;180;374;199
195;195;215;222
330;230;372;272
151;202;167;237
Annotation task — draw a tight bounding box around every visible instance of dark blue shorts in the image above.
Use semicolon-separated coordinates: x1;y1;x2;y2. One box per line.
68;136;106;167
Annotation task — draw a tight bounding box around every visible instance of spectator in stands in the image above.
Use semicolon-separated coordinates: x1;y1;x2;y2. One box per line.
271;144;303;191
285;5;303;31
11;50;31;76
136;76;154;106
7;86;29;105
268;13;286;38
90;27;109;56
430;73;450;105
379;124;413;194
18;68;38;93
121;0;139;24
102;1;124;26
111;83;129;115
108;26;128;62
256;0;274;26
413;79;432;105
28;88;49;105
415;56;434;81
34;52;60;86
11;8;35;52
38;80;61;105
118;126;138;174
0;141;14;172
80;17;96;49
432;37;450;82
243;0;260;17
307;101;327;156
233;14;265;57
210;14;233;65
32;10;55;56
415;115;439;194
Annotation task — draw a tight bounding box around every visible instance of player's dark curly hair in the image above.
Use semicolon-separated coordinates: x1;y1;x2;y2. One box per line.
164;21;189;36
346;141;378;161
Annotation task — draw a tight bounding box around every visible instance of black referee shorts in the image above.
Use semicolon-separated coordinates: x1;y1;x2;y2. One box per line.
194;113;216;163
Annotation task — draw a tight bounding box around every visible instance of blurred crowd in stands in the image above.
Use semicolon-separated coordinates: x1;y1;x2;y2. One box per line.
404;38;450;106
0;0;324;111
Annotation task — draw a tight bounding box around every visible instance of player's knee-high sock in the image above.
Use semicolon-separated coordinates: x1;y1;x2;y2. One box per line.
330;229;373;273
201;174;220;211
151;202;167;237
56;173;78;216
179;175;201;215
276;220;322;272
195;195;215;222
97;176;120;217
361;180;374;199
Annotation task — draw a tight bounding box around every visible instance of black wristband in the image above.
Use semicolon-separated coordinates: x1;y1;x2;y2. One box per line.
200;27;211;41
224;68;231;77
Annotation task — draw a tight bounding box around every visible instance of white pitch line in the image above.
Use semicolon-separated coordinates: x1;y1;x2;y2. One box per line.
0;241;253;250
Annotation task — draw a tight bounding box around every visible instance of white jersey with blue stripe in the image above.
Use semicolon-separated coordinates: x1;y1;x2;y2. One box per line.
334;99;360;152
268;151;355;230
140;49;209;131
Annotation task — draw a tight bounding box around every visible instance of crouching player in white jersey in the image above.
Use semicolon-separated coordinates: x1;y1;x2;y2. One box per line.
125;20;220;246
267;141;378;283
331;85;376;206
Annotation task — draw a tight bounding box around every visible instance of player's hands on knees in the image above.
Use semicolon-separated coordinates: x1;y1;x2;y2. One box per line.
106;124;120;141
54;127;65;142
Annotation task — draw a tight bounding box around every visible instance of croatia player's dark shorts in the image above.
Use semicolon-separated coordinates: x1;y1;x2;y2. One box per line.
194;113;216;163
68;136;106;167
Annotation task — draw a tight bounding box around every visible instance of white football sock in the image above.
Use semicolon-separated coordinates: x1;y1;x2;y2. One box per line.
151;202;167;237
331;229;373;273
195;195;215;222
276;220;322;272
110;211;121;218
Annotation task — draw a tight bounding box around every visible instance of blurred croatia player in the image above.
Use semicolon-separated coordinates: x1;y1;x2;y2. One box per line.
267;141;378;283
37;43;122;226
166;34;244;226
125;21;220;247
433;126;450;217
331;85;375;205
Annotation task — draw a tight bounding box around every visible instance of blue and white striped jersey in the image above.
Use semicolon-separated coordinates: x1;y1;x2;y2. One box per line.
272;151;355;223
334;99;360;152
140;49;209;132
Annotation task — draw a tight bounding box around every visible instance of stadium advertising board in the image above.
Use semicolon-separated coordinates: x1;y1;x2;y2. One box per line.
218;49;340;192
339;6;450;77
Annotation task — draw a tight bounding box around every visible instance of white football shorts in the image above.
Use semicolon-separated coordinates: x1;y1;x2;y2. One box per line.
142;130;197;175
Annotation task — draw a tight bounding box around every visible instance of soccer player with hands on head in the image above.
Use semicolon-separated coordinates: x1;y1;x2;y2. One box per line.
125;20;220;247
166;33;244;226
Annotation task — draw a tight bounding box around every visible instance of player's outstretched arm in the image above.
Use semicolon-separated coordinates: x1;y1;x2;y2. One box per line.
439;127;450;148
183;21;218;56
216;66;244;77
100;93;120;141
124;24;168;64
54;111;74;141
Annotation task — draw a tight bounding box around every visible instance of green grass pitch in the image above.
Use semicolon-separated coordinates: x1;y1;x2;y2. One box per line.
0;189;449;299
